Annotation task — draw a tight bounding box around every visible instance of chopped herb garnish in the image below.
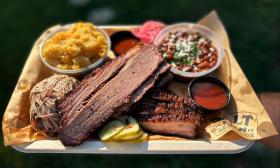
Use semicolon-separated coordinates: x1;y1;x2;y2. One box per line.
159;31;218;72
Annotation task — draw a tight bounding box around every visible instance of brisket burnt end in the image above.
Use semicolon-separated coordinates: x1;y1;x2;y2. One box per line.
137;89;203;138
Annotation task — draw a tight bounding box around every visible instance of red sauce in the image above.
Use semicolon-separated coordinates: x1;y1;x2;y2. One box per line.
191;81;228;110
114;38;139;55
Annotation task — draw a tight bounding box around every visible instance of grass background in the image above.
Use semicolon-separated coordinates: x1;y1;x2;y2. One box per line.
0;0;279;167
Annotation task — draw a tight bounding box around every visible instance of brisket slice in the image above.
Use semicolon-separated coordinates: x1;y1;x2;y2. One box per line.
59;45;143;125
59;44;170;146
137;89;202;139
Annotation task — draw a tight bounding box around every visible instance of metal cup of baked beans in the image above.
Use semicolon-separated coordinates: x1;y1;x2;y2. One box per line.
154;23;224;79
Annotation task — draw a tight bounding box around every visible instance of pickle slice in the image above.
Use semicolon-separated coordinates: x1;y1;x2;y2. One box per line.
112;129;144;141
129;132;149;142
99;120;125;141
112;116;140;139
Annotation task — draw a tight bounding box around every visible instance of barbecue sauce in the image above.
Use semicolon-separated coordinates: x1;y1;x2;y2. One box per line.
191;81;228;110
110;31;140;55
114;38;139;55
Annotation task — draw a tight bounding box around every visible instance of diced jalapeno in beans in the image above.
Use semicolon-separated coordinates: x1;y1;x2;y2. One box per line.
159;31;218;72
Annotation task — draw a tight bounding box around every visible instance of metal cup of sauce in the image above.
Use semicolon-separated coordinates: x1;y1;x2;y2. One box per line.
110;31;140;56
188;76;231;111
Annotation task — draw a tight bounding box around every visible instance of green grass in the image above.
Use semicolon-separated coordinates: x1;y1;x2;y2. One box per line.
0;0;279;167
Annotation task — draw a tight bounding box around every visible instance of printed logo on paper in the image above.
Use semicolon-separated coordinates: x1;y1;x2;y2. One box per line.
206;112;258;140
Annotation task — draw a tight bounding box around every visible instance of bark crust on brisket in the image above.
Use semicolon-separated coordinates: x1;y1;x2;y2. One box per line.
137;89;202;138
59;44;170;146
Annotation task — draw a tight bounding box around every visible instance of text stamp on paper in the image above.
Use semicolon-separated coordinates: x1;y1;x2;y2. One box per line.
206;112;258;140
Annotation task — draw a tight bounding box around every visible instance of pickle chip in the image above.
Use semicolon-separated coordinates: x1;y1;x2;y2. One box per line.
129;132;149;142
113;116;140;139
112;130;144;141
99;120;125;141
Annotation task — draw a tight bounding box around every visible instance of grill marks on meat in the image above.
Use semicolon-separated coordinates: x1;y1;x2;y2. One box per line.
137;89;202;138
59;44;170;146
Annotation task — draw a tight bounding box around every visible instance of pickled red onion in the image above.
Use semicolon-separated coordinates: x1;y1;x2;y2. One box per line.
132;21;165;43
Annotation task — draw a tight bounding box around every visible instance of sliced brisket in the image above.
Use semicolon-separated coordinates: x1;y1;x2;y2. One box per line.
137;89;202;139
59;44;170;146
59;45;143;126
